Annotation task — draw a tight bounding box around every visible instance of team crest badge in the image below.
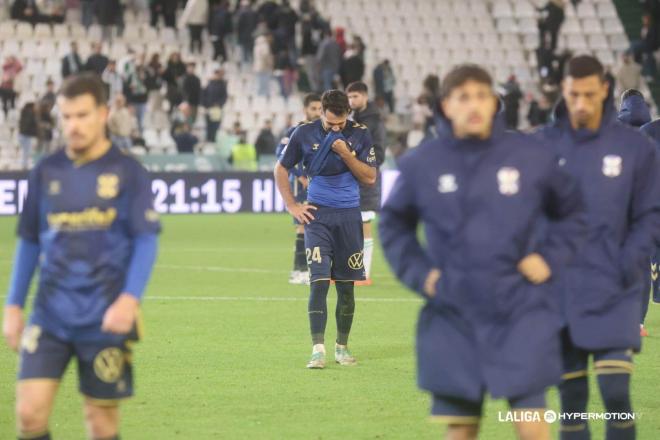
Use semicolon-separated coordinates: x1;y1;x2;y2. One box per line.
602;155;622;178
48;180;61;195
97;174;119;199
497;167;520;196
438;174;458;193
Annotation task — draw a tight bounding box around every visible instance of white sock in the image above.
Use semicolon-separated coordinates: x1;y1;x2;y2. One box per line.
363;238;374;279
312;343;325;354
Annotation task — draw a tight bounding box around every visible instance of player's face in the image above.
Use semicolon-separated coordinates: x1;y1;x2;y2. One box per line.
304;101;322;121
322;110;348;132
441;80;497;139
58;94;108;154
562;75;609;129
347;92;368;111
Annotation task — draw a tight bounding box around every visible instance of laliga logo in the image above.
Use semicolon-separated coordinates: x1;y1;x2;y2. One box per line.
602;155;622;178
497;167;520;196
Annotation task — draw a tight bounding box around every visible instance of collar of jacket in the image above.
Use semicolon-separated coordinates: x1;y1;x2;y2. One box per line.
550;94;617;142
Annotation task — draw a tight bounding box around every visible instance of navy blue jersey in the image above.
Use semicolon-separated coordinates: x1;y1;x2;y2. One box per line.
279;119;377;208
19;145;161;341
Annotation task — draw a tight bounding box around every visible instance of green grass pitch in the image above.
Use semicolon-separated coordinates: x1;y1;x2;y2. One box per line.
0;214;659;439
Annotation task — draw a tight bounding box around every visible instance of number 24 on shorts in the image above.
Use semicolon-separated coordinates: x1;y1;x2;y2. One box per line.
306;247;322;265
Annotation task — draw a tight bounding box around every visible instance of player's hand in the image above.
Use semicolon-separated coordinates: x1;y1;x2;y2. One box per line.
297;176;309;189
517;253;551;285
102;293;140;335
423;269;442;298
331;139;351;158
2;305;24;352
287;203;317;225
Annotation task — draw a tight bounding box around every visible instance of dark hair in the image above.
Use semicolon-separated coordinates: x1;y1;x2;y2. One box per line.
621;89;643;101
346;81;368;94
303;93;321;107
321;90;350;115
59;72;108;106
566;55;604;80
440;64;493;99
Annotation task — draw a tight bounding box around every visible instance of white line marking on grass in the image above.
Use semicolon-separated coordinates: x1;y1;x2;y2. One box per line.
146;295;420;303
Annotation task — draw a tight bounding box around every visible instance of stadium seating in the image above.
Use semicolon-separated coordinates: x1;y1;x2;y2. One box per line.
0;0;640;169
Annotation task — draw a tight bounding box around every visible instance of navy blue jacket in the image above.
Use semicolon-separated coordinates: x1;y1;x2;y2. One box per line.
617;93;651;128
536;100;660;351
641;119;660;144
380;116;586;401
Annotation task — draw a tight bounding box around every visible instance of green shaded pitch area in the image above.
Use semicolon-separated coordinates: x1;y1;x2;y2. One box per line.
0;214;659;439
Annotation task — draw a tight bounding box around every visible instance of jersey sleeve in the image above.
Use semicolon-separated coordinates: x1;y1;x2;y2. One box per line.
17;165;42;243
278;126;303;170
128;163;162;237
357;128;378;168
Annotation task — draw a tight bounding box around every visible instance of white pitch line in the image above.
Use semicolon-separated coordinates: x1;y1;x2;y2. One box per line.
146;295;420;303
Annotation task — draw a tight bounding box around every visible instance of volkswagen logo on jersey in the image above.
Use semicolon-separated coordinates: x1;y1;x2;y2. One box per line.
497;167;520;196
438;174;458;193
602;155;623;178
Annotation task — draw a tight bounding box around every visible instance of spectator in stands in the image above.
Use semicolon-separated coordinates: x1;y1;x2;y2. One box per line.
145;54;165;127
179;0;208;55
277;0;298;63
94;0;121;42
257;0;279;31
40;78;56;112
35;0;65;24
210;0;232;62
373;59;395;113
274;45;297;98
254;119;276;159
617;88;651;128
182;62;201;124
501;75;523;130
164;52;186;114
300;0;324;92
102;60;123;101
203;68;228;142
125;58;149;134
616;52;642;92
217;120;243;160
81;0;94;28
11;0;38;23
230;133;257;170
527;93;552;127
172;121;198;153
36;100;53;154
61;41;83;78
86;42;109;76
149;0;177;28
631;14;659;81
316;29;342;91
353;35;366;59
254;33;274;97
335;27;347;53
236;0;257;66
18;102;37;168
108;93;138;150
1;55;22;117
340;44;365;88
537;0;565;52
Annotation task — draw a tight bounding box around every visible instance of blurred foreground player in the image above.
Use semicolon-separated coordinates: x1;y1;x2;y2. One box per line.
276;93;323;285
536;56;660;440
275;90;377;369
2;73;160;440
346;81;386;286
380;64;586;440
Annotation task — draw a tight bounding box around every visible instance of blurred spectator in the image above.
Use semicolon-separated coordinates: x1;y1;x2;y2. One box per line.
334;27;347;53
300;0;323;92
179;0;209;55
537;0;565;52
149;0;177;28
236;0;257;66
616;52;642;92
203;68;228;142
255;119;276;158
217;120;244;159
61;42;83;78
163;52;186;113
316;29;342;91
11;0;39;23
411;95;433;130
182;62;201;124
81;0;94;28
277;0;298;62
274;46;296;98
373;59;395;113
617;88;651;128
108;93;138;150
172;122;198;153
124;58;149;134
40;78;56;111
145;54;165;126
501;75;523;130
231;134;257;170
254;34;274;97
527;94;553;127
210;0;232;62
102;60;123;101
1;55;22;116
35;0;65;24
94;0;121;42
630;14;659;80
18;102;38;168
340;45;365;88
257;0;279;31
86;42;109;76
36;100;54;153
353;35;366;59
